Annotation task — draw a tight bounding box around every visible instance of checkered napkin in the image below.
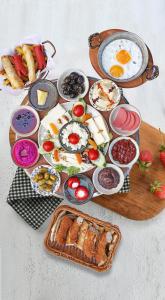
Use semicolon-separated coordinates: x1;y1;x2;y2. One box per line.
7;168;62;230
7;168;130;230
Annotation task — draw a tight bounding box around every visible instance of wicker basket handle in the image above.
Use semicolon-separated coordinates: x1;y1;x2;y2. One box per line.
146;65;159;80
42;40;56;58
88;33;102;49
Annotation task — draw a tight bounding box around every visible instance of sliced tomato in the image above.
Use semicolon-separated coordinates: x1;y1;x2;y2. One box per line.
12;54;28;78
33;44;46;70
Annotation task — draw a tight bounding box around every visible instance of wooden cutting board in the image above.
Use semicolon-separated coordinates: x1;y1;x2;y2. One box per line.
94;122;165;220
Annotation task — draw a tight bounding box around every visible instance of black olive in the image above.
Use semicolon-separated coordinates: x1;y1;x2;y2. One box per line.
64;76;71;84
70;72;79;80
77;75;84;84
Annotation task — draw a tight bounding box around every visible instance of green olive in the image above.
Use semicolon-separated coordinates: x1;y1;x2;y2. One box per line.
45;184;52;192
50;174;57;181
38;179;46;186
46;179;54;186
37;173;44;180
39;168;48;173
44;172;50;180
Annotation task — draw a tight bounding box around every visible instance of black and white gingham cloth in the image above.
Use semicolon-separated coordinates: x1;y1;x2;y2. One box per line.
7;168;130;230
7;168;62;230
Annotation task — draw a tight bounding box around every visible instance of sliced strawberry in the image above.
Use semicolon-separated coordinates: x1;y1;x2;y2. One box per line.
112;108;128;128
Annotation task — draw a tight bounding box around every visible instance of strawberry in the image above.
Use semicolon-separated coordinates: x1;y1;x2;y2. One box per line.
150;181;165;199
159;128;165;167
138;150;153;171
160;145;165;167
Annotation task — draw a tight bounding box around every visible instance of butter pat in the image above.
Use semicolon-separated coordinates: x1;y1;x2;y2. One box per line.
37;89;48;106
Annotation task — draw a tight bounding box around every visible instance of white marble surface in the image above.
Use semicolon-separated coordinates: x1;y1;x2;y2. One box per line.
0;0;165;299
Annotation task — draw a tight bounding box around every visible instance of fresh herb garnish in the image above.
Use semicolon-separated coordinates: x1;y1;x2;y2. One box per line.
54;164;66;173
66;166;80;176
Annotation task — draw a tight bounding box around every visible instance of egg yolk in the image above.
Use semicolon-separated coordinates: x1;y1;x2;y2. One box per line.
109;65;124;78
116;50;131;64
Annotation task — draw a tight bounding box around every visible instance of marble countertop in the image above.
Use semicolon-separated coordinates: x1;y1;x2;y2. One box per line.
0;0;165;299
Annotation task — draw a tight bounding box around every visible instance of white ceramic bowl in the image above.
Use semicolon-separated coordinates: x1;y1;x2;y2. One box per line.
30;164;61;196
57;69;89;101
109;103;141;136
10;105;40;137
89;79;121;112
108;137;139;168
92;163;124;195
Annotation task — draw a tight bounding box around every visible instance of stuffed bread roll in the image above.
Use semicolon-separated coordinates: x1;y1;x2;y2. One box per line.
66;217;83;246
1;56;24;89
95;231;112;266
77;220;88;250
55;215;73;245
83;229;97;259
22;45;36;82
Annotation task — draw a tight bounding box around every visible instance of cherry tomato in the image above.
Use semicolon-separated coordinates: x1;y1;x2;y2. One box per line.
68;133;80;144
75;186;89;201
68;177;80;189
88;148;99;161
73;105;84;117
43;141;54;152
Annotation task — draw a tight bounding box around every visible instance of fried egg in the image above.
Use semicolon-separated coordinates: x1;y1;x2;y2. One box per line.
102;39;143;80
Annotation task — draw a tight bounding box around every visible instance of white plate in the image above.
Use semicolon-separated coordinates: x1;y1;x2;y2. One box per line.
108;136;139;168
57;69;89;101
38;101;110;173
109;103;141;136
92;164;124;195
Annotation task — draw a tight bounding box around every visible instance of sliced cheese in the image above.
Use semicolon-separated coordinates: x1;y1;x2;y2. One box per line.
37;89;48;106
86;118;105;145
94;115;111;143
41;103;66;129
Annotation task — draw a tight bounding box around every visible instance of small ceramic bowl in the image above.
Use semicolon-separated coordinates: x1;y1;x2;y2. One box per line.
28;79;58;111
109;104;141;136
92;163;124;195
11;138;39;168
108;136;139;168
63;174;94;205
57;69;89;101
59;121;90;153
89;79;121;112
31;164;61;196
10;105;40;137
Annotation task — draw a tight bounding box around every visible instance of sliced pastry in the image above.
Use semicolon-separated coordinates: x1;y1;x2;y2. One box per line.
66;217;83;246
55;215;73;245
95;231;112;266
77;220;89;250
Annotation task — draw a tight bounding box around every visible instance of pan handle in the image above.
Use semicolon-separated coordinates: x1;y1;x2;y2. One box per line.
146;65;159;80
88;33;102;49
42;40;56;58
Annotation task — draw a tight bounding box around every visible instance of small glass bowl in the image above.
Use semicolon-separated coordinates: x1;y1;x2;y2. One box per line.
109;104;141;136
63;174;94;205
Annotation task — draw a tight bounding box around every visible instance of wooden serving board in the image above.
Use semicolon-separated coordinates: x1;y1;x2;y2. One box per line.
9;80;165;221
95;122;165;220
89;29;158;88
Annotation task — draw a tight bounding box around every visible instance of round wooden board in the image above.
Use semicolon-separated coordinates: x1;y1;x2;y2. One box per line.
9;79;165;220
89;29;155;88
